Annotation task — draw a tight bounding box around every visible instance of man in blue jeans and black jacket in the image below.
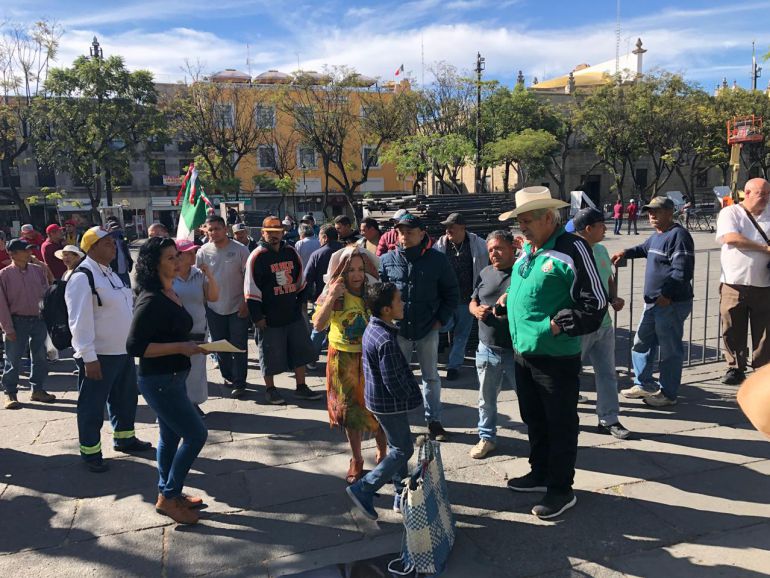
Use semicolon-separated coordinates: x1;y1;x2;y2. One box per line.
612;196;695;407
379;214;459;441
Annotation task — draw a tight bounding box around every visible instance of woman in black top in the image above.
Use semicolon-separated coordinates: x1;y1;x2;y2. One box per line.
126;237;208;525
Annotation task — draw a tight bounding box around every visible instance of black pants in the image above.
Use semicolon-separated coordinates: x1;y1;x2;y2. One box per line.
515;354;581;493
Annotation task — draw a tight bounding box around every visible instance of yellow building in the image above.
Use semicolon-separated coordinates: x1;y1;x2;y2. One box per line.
201;68;412;217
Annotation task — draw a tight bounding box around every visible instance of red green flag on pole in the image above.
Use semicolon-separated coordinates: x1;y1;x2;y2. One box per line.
174;163;212;240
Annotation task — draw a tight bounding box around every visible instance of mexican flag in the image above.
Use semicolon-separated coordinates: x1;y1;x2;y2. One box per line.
174;163;212;240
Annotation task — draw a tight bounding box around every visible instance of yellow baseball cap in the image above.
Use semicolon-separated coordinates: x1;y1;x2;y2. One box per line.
80;226;110;254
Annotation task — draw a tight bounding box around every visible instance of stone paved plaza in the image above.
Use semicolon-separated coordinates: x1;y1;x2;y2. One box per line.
1;223;769;577
1;343;769;577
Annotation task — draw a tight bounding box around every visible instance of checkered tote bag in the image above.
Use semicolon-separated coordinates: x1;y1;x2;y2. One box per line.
388;440;455;576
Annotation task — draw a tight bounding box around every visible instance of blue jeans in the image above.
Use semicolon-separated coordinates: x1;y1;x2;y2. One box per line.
442;302;475;370
631;301;693;400
138;370;208;498
310;328;328;359
614;218;623;235
2;316;48;395
476;343;516;442
581;325;620;425
398;329;441;423
205;309;249;388
77;354;139;460
359;411;414;496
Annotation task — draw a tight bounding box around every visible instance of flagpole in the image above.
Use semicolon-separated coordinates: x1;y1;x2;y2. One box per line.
174;163;195;206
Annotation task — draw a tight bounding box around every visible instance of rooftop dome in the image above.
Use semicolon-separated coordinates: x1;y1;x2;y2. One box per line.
211;69;251;83
254;69;292;84
348;73;377;87
293;70;331;85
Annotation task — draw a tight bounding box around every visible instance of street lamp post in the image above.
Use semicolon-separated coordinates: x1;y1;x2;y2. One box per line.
88;38;111;209
475;52;485;194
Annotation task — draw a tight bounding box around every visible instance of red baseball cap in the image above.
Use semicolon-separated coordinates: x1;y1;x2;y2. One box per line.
45;224;62;234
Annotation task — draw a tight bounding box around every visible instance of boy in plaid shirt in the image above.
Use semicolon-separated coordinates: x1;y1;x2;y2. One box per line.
346;282;422;520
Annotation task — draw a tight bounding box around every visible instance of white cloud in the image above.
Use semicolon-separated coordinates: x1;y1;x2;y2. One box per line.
58;0;275;28
53;27;270;82
345;6;376;18
25;0;770;90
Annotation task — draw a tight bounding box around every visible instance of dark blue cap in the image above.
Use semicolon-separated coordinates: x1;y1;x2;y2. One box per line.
394;213;425;230
6;238;32;252
572;208;605;232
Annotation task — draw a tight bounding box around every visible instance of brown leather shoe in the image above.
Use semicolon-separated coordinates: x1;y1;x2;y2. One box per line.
30;390;56;403
155;494;199;524
180;493;204;509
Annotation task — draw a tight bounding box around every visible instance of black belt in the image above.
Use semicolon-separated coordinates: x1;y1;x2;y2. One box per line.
11;314;42;320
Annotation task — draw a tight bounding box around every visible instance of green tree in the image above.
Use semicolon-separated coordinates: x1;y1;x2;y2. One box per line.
575;83;639;200
541;98;579;200
381;133;432;194
32;53;165;221
427;133;475;194
0;20;61;222
625;73;696;198
484;129;559;191
672;88;724;197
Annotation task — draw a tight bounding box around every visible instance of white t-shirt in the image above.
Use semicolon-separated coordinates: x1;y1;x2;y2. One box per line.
196;240;250;315
716;204;770;287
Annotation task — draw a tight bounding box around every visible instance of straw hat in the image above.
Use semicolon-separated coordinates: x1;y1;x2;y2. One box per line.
499;186;569;221
54;244;85;260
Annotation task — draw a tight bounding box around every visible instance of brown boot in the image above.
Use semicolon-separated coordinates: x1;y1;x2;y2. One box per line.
30;390;56;403
155;494;199;524
180;493;204;509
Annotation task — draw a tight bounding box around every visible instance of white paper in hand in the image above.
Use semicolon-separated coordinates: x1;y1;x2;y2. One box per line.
199;340;246;353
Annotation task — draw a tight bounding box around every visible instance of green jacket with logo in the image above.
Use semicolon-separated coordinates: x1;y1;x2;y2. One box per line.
505;227;608;358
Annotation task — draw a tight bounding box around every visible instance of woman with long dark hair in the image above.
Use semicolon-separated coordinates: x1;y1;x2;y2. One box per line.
126;237;208;525
312;247;387;483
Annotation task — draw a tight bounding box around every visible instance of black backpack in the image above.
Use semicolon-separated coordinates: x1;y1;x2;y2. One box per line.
42;267;102;351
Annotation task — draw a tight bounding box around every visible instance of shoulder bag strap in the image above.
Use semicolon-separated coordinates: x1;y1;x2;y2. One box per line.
740;204;770;245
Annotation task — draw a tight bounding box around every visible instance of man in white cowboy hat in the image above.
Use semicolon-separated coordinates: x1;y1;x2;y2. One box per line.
496;186;607;519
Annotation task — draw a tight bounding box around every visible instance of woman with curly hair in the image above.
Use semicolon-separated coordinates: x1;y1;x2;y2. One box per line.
126;237;208;525
312;247;387;483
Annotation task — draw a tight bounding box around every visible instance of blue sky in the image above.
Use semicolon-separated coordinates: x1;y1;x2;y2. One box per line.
5;0;770;91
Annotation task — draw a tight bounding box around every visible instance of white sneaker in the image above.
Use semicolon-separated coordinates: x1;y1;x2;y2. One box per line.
469;439;496;459
620;384;657;399
643;392;677;407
